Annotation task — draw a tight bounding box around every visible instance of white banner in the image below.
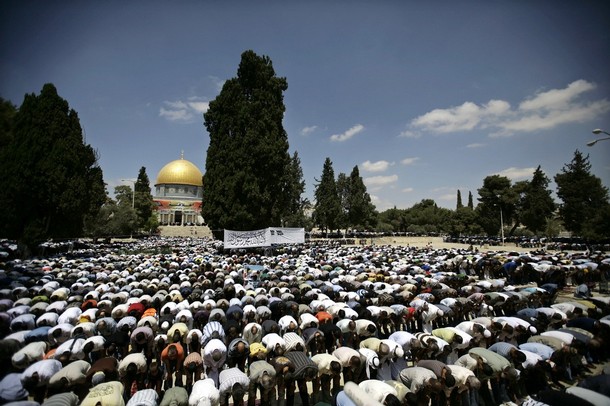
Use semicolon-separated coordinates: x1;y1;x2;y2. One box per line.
224;228;271;249
269;227;305;244
224;227;305;248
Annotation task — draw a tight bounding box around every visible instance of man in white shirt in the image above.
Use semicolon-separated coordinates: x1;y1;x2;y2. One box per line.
12;341;48;370
118;352;148;398
189;378;220;406
399;366;442;404
358;379;400;406
332;346;364;384
312;353;342;403
446;364;481;406
21;359;63;403
48;359;91;399
203;338;227;387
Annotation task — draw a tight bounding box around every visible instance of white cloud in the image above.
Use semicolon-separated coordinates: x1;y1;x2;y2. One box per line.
411;101;481;133
364;174;398;187
188;101;210;113
494;167;536;181
408;80;610;136
159;107;191;121
300;126;318;136
519;79;594;111
402;187;414;193
399;129;420;138
330;124;364;142
362;160;392;172
160;97;209;122
439;193;455;201
494;99;610;135
466;143;485;148
370;195;395;211
400;157;419;166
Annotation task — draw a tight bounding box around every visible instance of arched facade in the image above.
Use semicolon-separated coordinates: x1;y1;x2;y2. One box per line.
153;154;204;226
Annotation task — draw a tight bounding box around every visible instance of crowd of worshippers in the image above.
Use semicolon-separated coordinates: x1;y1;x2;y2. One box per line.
0;238;609;406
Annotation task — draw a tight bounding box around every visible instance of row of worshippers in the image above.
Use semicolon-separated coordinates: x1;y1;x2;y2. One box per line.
0;239;608;405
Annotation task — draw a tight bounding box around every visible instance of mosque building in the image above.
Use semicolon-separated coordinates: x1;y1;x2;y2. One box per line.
153;153;204;226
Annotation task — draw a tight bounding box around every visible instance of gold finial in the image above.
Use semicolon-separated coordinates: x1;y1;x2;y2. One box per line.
180;150;184;159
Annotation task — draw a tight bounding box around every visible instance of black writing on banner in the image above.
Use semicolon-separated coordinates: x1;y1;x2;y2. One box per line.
225;229;270;248
224;228;305;248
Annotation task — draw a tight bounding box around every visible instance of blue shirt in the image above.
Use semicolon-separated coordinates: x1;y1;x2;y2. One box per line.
518;343;554;360
336;390;357;406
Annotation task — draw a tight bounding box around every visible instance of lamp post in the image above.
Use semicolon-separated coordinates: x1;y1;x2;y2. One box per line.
588;129;610;146
121;179;136;209
495;195;505;246
499;205;505;246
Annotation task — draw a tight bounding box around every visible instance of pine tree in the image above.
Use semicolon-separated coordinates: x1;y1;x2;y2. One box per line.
519;166;556;234
202;50;291;232
476;175;517;237
555;150;609;238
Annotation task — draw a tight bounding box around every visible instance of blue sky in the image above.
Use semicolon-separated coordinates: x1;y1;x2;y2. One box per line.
1;1;609;211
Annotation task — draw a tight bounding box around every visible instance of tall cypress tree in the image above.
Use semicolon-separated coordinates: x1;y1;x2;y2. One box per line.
313;158;342;232
0;84;105;250
456;190;463;209
336;172;350;231
467;191;474;209
135;167;155;229
203;50;291;231
346;165;377;229
282;151;308;227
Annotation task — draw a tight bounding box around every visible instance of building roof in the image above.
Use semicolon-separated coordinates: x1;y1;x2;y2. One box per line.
155;155;203;186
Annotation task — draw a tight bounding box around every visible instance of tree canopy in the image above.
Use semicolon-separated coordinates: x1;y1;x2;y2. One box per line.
345;166;377;230
202;50;294;232
135;167;157;231
313;158;342;232
375;155;608;240
518;166;556;234
0;84;105;250
476;175;517;236
0;98;17;148
282;151;311;228
554;150;610;239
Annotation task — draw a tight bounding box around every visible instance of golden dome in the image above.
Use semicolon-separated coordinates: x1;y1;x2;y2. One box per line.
155;156;203;186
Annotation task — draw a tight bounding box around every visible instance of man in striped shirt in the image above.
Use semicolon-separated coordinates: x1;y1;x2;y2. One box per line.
284;351;318;406
219;367;249;406
248;360;276;406
182;351;203;392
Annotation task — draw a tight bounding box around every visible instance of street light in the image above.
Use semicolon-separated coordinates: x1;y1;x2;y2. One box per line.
499;205;505;246
495;195;505;246
588;129;610;146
